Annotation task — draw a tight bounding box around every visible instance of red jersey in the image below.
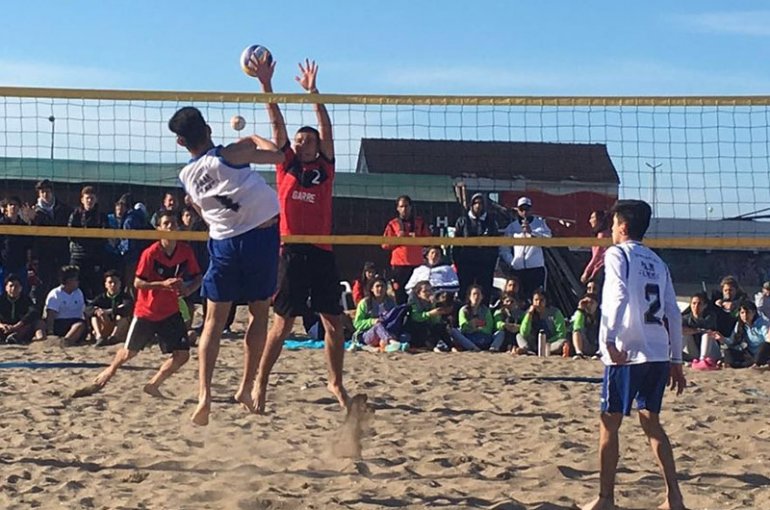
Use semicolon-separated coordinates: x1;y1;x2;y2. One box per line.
382;216;431;267
134;241;201;321
276;143;334;251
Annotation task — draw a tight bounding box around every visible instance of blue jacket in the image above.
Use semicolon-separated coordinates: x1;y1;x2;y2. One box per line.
726;315;768;356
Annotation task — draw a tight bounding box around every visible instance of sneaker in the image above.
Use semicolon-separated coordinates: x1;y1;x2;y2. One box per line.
691;359;710;371
701;357;721;371
433;340;450;353
5;333;19;345
572;353;587;360
94;336;107;347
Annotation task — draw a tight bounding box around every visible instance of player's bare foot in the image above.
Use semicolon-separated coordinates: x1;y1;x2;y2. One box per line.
143;383;164;398
252;384;267;414
93;368;115;388
191;399;211;426
658;498;687;510
328;382;349;411
580;496;616;510
234;390;256;413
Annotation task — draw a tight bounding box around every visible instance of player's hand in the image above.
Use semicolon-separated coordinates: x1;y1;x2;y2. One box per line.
668;363;687;395
295;59;318;92
249;54;275;85
606;343;628;364
162;277;183;292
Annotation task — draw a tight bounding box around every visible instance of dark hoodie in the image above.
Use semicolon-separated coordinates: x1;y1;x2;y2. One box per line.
453;193;499;267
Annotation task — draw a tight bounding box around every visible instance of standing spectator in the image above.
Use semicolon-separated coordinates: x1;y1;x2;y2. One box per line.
30;179;73;304
453;193;499;303
150;190;180;227
499;196;552;299
514;288;567;355
382;195;431;304
0;196;32;294
0;273;43;344
352;261;377;306
580;210;611;285
120;195;153;295
68;186;108;299
755;281;770;319
105;197;128;275
404;246;459;296
45;265;87;345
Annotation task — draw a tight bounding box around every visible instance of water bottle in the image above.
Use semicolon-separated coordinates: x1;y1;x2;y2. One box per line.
538;330;547;357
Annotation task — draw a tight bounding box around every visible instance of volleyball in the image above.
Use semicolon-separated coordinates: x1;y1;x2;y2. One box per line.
230;115;246;131
240;45;273;77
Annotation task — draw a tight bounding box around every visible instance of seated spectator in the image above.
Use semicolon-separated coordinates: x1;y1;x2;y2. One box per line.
681;291;720;366
353;276;402;351
570;293;600;359
491;292;525;352
403;281;453;351
720;301;770;369
585;278;600;299
352;261;377;306
89;270;134;347
755;281;770;319
0;273;43;344
404;246;460;296
0;196;32;294
450;285;495;351
714;275;746;337
513;289;567;355
45;266;87;345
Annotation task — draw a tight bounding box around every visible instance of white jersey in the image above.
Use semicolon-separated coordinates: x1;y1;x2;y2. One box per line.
599;240;683;365
179;146;279;240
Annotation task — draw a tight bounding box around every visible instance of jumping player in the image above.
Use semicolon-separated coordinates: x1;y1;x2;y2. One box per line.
93;211;201;396
251;58;348;412
169;105;283;425
581;200;687;510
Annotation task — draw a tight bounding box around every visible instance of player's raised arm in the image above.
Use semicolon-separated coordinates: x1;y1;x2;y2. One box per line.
296;59;334;160
251;57;289;149
220;134;283;166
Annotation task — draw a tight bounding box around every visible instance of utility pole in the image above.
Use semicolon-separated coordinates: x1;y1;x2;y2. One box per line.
48;115;56;159
645;162;662;212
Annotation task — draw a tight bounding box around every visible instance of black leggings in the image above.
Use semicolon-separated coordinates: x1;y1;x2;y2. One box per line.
724;343;770;368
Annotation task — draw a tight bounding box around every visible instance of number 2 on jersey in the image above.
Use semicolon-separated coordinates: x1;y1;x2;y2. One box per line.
644;283;663;325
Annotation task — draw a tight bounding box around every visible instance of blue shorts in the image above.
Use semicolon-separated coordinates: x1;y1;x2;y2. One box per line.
202;224;279;303
601;362;670;416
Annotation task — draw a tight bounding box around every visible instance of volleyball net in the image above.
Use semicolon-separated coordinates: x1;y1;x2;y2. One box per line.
2;86;770;256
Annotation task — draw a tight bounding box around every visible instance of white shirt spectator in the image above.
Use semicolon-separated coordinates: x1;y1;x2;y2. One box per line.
405;263;460;295
498;215;552;270
599;241;682;365
45;286;85;320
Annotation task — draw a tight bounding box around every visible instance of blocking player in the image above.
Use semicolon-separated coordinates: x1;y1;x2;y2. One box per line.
169;105;283;425
93;211;201;396
251;57;348;412
581;200;687;510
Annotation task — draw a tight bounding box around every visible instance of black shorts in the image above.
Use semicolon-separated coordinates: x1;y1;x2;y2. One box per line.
124;313;189;354
53;318;85;337
273;244;343;317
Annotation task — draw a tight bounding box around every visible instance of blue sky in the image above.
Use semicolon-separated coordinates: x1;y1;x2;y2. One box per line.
2;1;770;220
2;0;770;95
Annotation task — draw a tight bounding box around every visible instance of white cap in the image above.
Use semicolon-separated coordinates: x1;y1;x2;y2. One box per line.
517;197;532;208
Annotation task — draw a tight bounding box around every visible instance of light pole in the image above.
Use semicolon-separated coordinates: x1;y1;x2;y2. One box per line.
645;162;662;212
48;115;55;159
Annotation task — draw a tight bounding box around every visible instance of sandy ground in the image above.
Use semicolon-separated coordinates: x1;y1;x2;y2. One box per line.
1;314;769;510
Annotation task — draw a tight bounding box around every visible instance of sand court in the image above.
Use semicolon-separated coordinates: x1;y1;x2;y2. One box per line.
1;330;769;510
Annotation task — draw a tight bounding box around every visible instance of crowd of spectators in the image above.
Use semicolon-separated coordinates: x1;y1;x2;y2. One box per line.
1;181;770;371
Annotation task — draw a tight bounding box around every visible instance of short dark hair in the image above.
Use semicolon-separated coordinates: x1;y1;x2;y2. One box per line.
117;193;134;208
611;199;652;241
691;291;708;302
60;265;80;284
4;195;21;206
3;273;21;286
465;284;484;302
532;288;547;302
396;195;412;206
103;269;121;281
35;179;53;191
295;125;320;141
169;107;209;149
81;185;96;196
157;209;179;225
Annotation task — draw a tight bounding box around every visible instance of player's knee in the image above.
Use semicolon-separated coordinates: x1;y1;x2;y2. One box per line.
173;350;190;365
638;410;662;436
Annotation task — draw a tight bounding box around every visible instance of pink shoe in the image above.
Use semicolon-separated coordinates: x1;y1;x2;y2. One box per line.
702;357;721;370
690;359;706;371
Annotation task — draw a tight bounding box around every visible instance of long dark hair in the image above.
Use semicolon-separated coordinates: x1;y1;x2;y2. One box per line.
590;209;609;235
734;300;758;345
356;261;377;287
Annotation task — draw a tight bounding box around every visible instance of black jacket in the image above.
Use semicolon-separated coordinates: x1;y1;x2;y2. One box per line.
0;216;32;269
453;212;500;267
89;290;134;318
0;293;39;325
32;199;73;267
68;207;108;261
